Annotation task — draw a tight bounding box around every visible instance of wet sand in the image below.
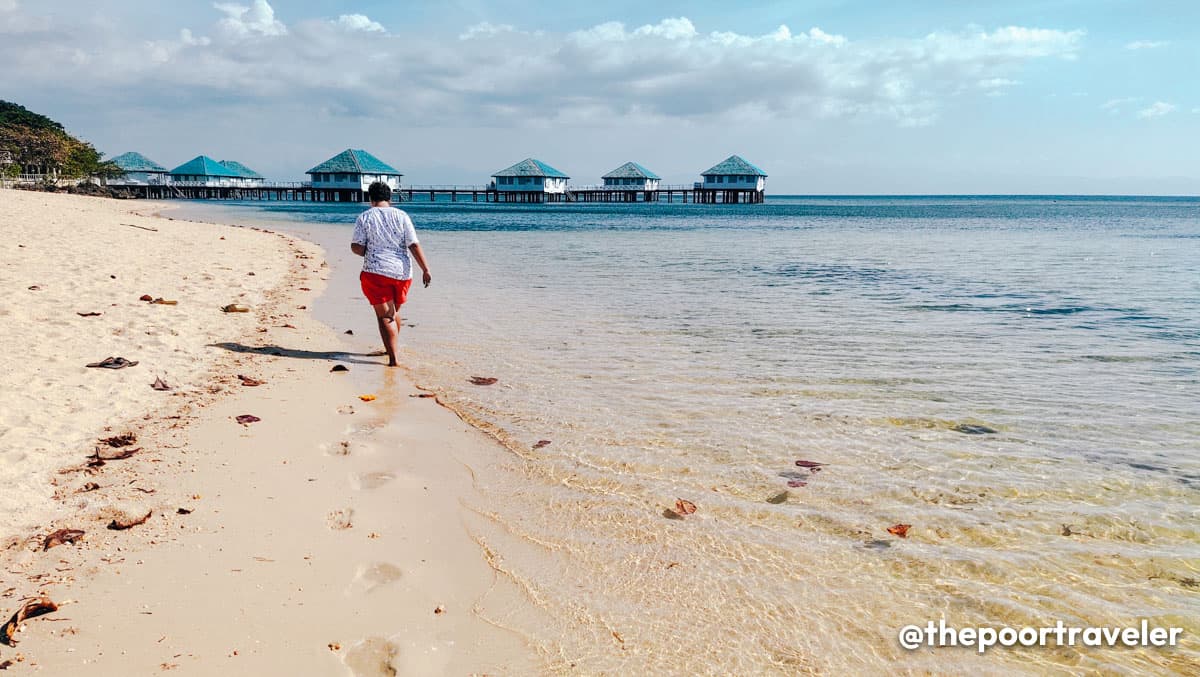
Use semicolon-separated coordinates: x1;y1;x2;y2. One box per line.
0;190;538;674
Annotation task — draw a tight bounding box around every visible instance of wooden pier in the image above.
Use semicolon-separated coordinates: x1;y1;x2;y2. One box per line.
108;182;765;204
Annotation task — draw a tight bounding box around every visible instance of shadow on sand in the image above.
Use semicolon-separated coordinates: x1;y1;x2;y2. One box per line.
208;342;382;366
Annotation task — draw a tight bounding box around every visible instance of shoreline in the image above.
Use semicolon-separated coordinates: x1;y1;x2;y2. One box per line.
0;190;540;674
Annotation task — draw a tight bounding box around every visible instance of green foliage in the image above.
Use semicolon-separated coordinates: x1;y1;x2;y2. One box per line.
0;100;122;180
0;100;66;134
0;124;68;169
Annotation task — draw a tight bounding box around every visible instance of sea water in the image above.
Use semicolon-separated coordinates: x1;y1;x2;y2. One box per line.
176;196;1200;674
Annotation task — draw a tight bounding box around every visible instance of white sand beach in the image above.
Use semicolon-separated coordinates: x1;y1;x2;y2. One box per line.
0;190;539;674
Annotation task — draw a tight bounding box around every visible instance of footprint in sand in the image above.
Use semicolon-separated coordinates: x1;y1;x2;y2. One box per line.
327;508;354;530
343;637;398;677
352;471;395;490
348;562;402;594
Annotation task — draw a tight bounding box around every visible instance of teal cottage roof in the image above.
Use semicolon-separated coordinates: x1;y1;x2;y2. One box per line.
492;158;569;179
306;149;402;176
169;155;240;177
111;152;167;173
218;160;264;179
701;155;767;177
602;161;661;180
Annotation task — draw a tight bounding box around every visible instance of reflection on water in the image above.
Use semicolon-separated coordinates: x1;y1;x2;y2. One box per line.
178;197;1200;674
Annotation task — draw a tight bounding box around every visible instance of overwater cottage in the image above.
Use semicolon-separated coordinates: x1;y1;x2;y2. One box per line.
219;160;265;187
700;155;767;192
491;158;569;196
109;152;168;185
602;162;660;191
306;149;403;192
169;155;241;187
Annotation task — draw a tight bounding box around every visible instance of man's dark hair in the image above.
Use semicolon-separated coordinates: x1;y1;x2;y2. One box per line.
367;181;392;203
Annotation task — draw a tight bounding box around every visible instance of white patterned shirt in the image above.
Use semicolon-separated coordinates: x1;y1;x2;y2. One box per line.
351;206;420;280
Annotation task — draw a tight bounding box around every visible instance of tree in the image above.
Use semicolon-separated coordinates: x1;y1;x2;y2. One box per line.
0;100;122;182
0;100;65;133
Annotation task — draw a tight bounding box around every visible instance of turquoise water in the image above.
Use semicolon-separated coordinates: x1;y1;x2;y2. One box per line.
179;196;1200;674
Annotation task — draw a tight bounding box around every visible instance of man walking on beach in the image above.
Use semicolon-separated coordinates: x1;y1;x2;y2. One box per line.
351;181;432;367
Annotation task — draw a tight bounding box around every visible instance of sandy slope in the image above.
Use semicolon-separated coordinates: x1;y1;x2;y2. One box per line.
0;190;539;675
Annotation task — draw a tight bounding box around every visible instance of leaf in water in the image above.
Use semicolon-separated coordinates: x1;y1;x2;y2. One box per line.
469;376;498;386
237;375;265;387
151;376;171;391
533;440;552;449
674;498;697;515
235;414;261;424
795;460;826;468
330;365;349;372
787;480;807;488
139;294;153;301
358;394;377;402
76;311;102;317
766;490;789;504
887;523;911;538
953;424;997;435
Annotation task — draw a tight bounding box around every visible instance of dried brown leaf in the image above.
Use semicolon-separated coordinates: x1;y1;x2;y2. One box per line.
674;498;697;516
43;529;85;551
108;510;152;531
1;596;58;646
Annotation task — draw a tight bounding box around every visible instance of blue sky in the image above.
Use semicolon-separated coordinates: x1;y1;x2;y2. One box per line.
1;1;1196;193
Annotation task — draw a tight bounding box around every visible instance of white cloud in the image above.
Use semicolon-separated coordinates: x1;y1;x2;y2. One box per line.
459;21;515;40
1100;97;1138;112
1136;101;1175;119
923;25;1085;61
0;0;18;13
1125;40;1168;50
180;28;210;46
0;12;1087;130
214;0;286;38
633;17;697;40
978;78;1021;96
335;14;384;33
1193;107;1200;114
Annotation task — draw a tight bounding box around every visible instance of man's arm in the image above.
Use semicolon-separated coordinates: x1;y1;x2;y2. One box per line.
351;242;366;256
409;243;432;287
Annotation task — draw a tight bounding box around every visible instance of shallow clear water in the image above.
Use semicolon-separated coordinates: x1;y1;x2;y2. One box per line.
178;196;1200;674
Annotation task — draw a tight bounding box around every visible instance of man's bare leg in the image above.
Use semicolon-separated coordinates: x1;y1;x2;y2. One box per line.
371;300;400;367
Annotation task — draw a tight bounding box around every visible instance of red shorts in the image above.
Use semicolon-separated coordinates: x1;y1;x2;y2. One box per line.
359;271;412;306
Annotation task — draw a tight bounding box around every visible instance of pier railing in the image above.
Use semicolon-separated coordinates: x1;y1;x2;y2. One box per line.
400;184;491;191
568;183;694;191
